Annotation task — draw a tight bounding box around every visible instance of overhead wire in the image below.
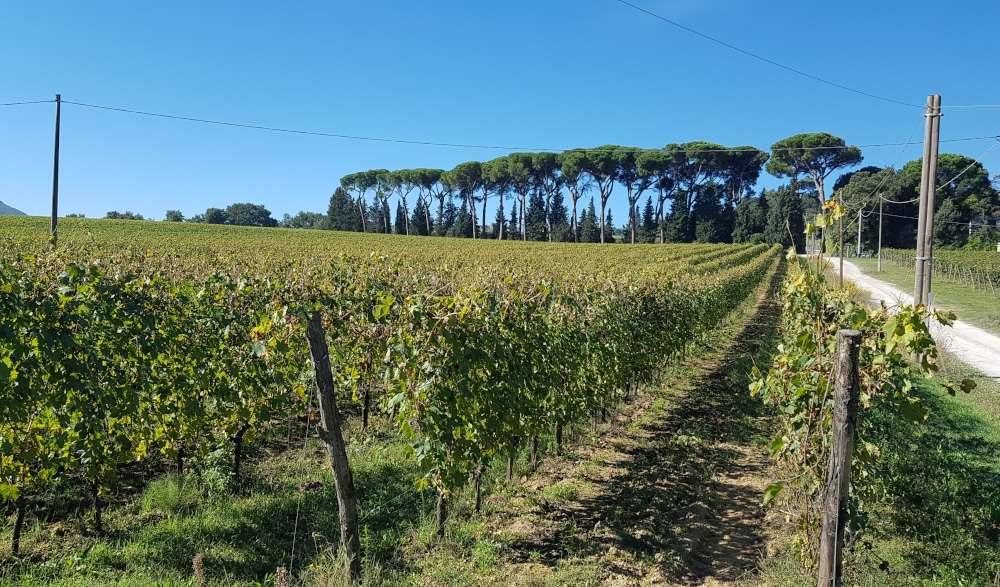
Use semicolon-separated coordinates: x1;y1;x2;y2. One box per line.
935;138;1000;192
0;100;56;106
614;0;918;108
32;99;1000;155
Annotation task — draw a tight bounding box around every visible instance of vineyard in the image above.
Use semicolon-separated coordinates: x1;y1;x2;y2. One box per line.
881;248;1000;295
0;216;783;583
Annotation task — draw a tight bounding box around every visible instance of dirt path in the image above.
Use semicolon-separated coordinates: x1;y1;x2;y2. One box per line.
829;256;1000;381
460;263;788;586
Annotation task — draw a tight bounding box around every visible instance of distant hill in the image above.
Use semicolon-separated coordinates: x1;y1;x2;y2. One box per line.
0;200;26;215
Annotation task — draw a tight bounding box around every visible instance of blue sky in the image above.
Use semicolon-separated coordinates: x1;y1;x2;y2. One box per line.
2;0;999;222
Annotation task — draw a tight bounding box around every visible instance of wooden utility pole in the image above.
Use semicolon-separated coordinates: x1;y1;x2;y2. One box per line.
817;329;862;587
838;191;844;290
877;199;883;272
50;94;61;248
920;94;942;305
856;210;862;257
304;312;361;583
914;95;942;304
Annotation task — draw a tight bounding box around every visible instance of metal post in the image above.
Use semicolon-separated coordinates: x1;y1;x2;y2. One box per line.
50;94;61;247
817;329;862;587
921;94;942;306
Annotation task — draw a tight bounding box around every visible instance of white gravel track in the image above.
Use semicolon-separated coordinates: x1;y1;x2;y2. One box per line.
827;256;1000;381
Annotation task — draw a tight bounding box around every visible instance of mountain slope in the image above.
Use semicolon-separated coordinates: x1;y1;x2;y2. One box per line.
0;200;27;215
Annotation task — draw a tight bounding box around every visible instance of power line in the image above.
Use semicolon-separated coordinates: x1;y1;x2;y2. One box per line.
863;109;924;203
614;0;919;108
935;138;1000;192
0;100;56;106
880;210;997;227
56;99;1000;154
941;104;1000;109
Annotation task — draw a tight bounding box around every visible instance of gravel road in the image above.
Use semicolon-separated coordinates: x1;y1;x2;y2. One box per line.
828;256;1000;381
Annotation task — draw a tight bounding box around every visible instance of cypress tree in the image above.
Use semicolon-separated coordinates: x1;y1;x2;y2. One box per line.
579;197;601;243
327;187;363;232
394;201;407;235
526;191;547;241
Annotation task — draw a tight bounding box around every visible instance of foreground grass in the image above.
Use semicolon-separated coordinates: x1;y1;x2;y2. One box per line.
852;257;1000;337
0;411;433;585
837;349;1000;586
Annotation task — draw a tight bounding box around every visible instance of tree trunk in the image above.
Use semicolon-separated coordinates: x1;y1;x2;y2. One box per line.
521;195;527;240
92;479;103;533
571;197;579;243
555;422;563;448
403;196;410;235
436;491;448;538
424;199;432;236
361;384;371;434
474;466;484;514
11;493;25;556
468;192;478;239
497;198;504;240
600;202;606;244
305;312;361;583
482;194;489;238
232;424;249;492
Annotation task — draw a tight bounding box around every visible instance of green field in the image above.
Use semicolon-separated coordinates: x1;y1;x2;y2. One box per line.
3;217;999;586
854;256;1000;337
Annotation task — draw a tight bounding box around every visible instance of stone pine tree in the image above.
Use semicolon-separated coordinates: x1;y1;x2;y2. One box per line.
766;133;863;205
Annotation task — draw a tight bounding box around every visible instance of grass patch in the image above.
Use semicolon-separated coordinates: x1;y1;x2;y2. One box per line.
836;349;1000;586
854;257;1000;336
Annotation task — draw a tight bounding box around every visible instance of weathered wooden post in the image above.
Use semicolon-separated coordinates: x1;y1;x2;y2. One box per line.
817;329;862;587
305;311;361;583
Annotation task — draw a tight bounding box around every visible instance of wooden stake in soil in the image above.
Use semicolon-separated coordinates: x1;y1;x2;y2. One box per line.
305;311;361;583
436;491;448;537
530;436;538;471
817;329;862;587
11;493;26;556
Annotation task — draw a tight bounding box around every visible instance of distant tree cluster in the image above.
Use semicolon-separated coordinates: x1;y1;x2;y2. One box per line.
105;211;145;220
322;135;848;251
185;203;278;227
154;131;1000;251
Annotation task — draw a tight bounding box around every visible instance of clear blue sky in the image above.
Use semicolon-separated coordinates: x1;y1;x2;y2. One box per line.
2;0;999;222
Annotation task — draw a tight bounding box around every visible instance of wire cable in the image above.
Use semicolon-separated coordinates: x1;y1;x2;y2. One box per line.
0;100;56;106
615;0;918;108
935;138;1000;192
58;99;1000;154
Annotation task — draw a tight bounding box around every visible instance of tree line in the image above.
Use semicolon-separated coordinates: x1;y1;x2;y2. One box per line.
133;131;999;250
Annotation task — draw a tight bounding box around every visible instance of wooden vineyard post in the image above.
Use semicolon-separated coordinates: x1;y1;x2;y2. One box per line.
305;312;361;583
817;329;862;587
